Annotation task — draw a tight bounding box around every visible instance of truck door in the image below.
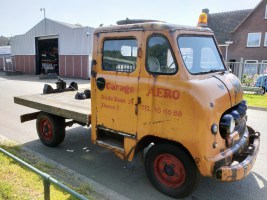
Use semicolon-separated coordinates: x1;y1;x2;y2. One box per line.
136;34;180;137
94;34;141;135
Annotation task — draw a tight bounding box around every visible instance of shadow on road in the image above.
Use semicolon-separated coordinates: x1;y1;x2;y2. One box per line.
18;125;267;200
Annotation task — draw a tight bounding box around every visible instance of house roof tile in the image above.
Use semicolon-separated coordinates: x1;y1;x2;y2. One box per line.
207;9;252;44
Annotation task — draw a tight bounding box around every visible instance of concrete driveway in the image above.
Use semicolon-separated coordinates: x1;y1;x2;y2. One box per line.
0;72;266;200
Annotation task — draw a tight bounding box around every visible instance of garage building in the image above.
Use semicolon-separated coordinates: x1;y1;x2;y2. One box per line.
11;18;94;79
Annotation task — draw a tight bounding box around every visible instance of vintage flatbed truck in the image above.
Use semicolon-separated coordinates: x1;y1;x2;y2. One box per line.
14;15;260;198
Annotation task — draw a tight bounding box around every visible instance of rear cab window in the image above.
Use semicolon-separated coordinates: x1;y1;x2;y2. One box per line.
102;39;138;73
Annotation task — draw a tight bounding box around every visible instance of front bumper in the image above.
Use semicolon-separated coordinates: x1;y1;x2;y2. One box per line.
213;126;260;181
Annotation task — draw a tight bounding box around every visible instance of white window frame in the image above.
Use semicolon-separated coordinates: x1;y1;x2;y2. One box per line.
265;33;267;47
247;33;261;47
245;60;258;63
262;60;267;64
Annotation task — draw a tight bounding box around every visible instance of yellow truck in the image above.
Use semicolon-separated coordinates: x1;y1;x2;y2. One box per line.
15;16;260;198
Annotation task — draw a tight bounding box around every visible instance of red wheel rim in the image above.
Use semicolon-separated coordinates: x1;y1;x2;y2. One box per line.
39;119;53;141
153;154;186;188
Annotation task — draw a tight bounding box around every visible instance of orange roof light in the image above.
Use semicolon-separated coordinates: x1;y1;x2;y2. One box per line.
197;12;208;27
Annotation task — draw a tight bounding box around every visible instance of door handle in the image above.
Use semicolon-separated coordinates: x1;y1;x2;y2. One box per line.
135;97;141;115
96;77;106;90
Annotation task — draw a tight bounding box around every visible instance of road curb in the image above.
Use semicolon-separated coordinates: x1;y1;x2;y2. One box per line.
248;106;267;112
22;147;130;200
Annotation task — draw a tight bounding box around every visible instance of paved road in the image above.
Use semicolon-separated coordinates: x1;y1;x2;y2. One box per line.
0;72;266;200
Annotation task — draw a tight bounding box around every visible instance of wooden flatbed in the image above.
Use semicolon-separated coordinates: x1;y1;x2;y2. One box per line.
14;90;91;124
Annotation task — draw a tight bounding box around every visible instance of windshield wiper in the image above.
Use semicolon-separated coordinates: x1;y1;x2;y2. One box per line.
198;69;226;74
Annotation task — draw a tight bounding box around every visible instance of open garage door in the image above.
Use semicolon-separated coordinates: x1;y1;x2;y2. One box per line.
35;36;58;75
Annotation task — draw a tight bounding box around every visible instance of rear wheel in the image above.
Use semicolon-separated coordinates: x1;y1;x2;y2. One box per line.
36;112;65;147
145;143;199;198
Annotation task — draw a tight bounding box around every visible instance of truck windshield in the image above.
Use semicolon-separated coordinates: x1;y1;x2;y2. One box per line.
177;36;226;75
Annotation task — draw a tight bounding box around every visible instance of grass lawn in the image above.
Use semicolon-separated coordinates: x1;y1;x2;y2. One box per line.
243;94;267;108
0;151;77;200
0;142;93;200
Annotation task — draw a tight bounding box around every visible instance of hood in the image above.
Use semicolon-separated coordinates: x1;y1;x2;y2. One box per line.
213;73;243;107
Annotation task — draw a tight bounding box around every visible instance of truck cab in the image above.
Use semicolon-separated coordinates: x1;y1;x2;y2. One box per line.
90;19;260;198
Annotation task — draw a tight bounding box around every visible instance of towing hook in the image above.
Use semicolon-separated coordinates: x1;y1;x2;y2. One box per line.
249;131;260;144
254;131;261;139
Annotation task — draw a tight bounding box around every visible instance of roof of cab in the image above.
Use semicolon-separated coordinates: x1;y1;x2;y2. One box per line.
94;19;213;34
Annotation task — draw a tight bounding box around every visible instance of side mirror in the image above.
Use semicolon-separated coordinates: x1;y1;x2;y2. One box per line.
91;59;97;78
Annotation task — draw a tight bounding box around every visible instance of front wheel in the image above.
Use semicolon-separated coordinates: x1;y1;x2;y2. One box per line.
145;143;199;198
36;112;65;147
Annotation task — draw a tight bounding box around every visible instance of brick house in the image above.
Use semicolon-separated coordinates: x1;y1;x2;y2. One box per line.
204;0;267;77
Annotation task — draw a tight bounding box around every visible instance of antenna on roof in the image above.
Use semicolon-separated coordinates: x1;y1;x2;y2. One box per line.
40;8;46;19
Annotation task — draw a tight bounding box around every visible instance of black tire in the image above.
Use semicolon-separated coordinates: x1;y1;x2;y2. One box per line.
262;87;266;95
145;143;200;198
36;112;65;147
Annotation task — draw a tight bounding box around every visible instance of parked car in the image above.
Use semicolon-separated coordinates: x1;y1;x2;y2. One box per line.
255;74;267;94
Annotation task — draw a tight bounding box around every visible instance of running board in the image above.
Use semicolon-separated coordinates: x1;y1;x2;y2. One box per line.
96;140;124;154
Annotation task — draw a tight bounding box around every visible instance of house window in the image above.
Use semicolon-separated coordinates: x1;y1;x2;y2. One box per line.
245;60;258;63
247;33;261;47
261;60;267;74
265;33;267;47
244;60;258;76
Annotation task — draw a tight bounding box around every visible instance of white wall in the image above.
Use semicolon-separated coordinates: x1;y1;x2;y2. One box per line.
11;18;94;56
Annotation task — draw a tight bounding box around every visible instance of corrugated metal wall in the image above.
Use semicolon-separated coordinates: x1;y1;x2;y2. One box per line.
10;18;94;56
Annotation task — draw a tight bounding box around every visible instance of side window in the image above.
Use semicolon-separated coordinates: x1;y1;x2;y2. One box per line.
146;36;177;74
102;39;137;73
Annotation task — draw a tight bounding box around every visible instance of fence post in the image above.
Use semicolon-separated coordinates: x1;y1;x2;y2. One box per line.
43;179;51;200
238;57;244;81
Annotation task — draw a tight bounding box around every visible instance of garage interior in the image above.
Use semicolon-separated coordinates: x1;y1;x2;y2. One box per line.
36;37;58;75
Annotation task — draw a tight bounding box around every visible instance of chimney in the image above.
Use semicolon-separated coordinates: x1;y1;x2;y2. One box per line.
202;8;209;14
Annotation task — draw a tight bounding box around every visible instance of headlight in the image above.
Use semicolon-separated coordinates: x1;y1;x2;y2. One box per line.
230;110;241;123
219;114;235;138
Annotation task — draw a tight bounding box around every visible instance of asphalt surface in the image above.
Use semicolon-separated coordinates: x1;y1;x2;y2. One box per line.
0;72;266;200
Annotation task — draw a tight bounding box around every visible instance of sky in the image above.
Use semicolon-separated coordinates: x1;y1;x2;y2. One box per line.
0;0;262;37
